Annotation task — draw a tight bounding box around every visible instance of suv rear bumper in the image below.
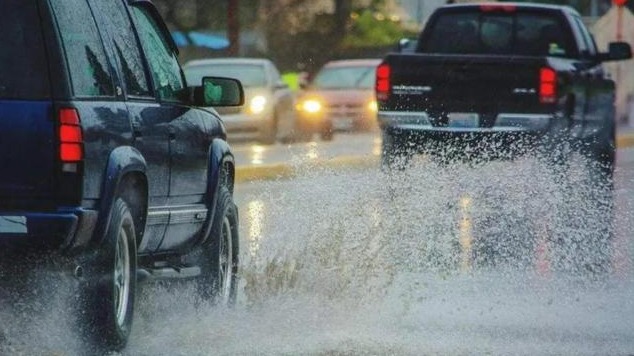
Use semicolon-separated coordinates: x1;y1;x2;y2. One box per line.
0;208;98;254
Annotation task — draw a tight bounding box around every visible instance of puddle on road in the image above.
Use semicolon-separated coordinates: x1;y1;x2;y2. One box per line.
3;155;634;355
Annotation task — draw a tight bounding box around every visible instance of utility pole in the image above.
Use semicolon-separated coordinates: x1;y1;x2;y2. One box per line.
227;0;240;56
613;0;628;122
590;0;599;17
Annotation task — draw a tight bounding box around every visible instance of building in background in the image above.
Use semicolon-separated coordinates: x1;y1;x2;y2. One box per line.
396;0;446;27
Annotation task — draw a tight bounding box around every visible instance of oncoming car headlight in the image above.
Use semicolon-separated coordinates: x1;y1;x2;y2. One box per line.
368;99;378;113
250;95;267;114
298;99;322;114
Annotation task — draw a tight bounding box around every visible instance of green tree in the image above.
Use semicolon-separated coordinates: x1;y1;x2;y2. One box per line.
343;10;416;48
259;0;416;72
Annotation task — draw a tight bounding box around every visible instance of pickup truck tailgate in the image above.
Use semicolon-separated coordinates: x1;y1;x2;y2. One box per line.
386;54;547;117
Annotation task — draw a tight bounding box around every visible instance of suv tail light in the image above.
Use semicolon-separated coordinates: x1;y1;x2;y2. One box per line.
376;63;391;101
539;67;557;104
58;108;83;164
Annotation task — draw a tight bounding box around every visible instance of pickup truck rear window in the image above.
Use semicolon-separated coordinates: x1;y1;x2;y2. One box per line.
0;2;50;99
419;10;578;58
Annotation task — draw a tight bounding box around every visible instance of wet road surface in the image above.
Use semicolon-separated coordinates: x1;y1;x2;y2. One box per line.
2;146;634;355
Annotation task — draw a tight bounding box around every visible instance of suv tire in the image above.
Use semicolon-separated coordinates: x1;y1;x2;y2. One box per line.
196;185;239;305
79;198;137;351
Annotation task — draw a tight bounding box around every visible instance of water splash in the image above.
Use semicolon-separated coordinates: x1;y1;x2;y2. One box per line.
3;153;634;355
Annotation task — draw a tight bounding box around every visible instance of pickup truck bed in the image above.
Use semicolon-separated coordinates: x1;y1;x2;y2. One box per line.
377;2;631;176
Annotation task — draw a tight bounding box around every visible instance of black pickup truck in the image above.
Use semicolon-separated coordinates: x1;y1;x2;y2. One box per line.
377;2;632;177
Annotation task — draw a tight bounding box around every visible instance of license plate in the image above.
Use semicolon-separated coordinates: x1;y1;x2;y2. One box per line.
0;216;27;233
448;113;479;128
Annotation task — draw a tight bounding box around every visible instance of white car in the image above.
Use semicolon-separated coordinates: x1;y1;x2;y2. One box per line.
184;58;297;144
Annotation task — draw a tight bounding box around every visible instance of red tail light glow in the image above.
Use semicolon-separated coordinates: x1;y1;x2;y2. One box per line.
58;108;83;163
480;4;516;12
539;67;557;104
376;63;391;101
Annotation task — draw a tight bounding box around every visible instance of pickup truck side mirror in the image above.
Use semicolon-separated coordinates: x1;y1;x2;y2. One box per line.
599;41;632;62
397;38;417;53
192;77;244;107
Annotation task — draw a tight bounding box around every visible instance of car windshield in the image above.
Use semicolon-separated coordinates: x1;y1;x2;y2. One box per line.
0;2;49;99
185;63;267;88
420;10;578;58
311;66;376;89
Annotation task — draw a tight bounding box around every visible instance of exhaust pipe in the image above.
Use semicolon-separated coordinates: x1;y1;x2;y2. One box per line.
73;265;84;279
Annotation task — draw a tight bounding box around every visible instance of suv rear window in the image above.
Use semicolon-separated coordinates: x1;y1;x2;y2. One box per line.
0;2;50;100
51;0;115;97
419;9;578;58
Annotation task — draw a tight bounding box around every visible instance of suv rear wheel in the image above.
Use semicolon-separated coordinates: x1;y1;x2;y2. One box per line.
78;198;137;351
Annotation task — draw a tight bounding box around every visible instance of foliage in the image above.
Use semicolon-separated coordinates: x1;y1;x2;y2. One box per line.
153;0;415;72
342;10;417;48
153;0;259;32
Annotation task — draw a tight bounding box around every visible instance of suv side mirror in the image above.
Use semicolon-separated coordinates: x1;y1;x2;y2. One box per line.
599;41;632;62
194;77;244;107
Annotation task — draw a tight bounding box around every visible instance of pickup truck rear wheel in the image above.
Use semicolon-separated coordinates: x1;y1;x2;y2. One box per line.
79;198;137;352
561;142;615;274
381;130;410;170
587;145;615;190
196;185;239;305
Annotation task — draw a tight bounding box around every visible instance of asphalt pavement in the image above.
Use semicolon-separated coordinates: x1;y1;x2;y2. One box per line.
232;125;634;183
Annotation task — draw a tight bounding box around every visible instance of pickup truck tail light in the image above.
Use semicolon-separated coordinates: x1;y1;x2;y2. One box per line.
58;108;83;164
539;67;557;104
376;63;391;101
480;4;516;12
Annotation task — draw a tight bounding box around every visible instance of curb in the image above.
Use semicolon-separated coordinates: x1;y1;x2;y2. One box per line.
235;155;378;184
616;132;634;149
236;132;634;184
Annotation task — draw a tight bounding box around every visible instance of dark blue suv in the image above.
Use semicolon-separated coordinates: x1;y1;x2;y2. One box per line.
0;0;243;351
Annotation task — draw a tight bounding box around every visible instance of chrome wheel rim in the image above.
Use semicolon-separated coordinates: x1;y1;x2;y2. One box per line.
219;216;233;304
113;226;131;328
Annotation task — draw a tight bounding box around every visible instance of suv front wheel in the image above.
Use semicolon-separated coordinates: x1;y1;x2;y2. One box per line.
195;185;239;305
